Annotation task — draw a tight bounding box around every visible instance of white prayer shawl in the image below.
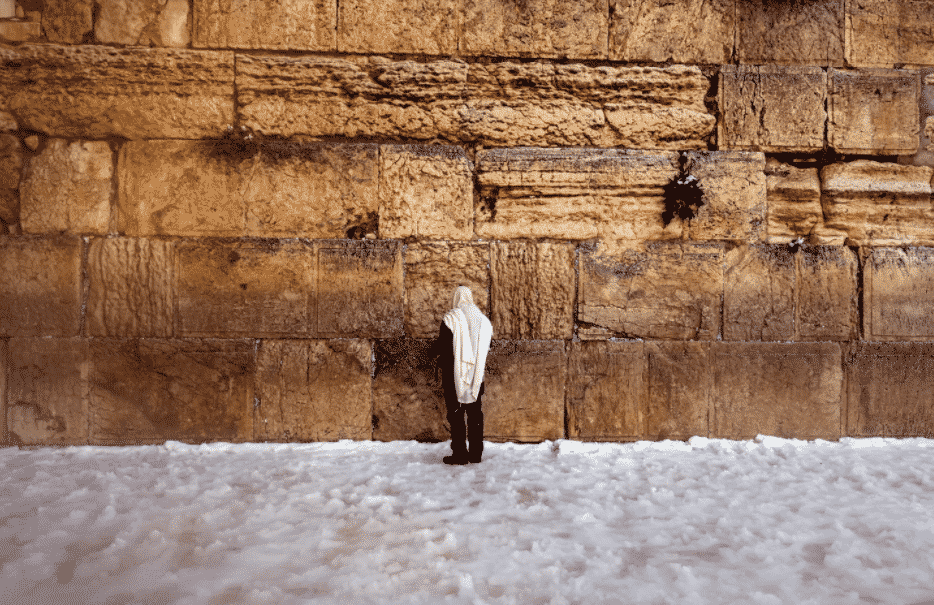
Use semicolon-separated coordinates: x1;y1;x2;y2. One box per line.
442;286;493;404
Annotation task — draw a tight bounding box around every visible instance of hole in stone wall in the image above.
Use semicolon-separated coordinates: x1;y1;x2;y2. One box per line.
661;153;704;227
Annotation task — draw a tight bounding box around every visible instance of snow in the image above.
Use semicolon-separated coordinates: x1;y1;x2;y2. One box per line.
2;436;934;605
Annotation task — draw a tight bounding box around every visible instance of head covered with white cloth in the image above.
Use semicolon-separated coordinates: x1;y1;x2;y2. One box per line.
442;286;493;404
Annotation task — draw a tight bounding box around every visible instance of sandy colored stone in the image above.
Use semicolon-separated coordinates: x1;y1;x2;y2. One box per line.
255;340;372;442
846;0;934;68
863;247;934;340
96;0;190;46
683;151;767;242
89;339;254;444
462;0;608;59
475;147;681;240
42;0;94;43
820;161;934;246
719;65;827;152
491;242;575;340
338;0;456;55
567;341;645;441
610;0;733;64
0;111;17;132
579;241;723;341
87;237;174;338
796;246;858;341
737;0;844;66
372;338;447;442
0;20;41;42
379;145;473;240
723;245;795;342
828;68;920;154
765;159;823;243
482;341;565;443
712;343;842;440
0;134;21;226
0;44;234;140
404;242;490;339
176;240;314;338
193;0;334;50
646;341;712;440
20;140;112;235
0;236;82;337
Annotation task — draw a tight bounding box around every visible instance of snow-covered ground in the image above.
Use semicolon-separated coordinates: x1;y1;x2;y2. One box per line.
2;436;934;605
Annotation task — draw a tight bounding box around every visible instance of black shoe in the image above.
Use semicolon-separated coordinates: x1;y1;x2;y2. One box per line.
468;453;481;463
443;455;469;465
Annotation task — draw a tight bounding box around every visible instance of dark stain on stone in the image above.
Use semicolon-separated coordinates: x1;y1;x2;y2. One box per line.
662;152;705;227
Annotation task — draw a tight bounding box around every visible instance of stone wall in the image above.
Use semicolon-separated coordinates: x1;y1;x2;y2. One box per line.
2;0;934;445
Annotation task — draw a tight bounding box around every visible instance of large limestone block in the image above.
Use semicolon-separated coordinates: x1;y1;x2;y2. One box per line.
193;0;333;50
475;147;681;241
404;242;490;339
255;340;372;442
379;145;473;240
737;0;844;66
764;159;823;243
7;338;90;446
0;45;234;140
712;343;842;440
176;240;314;338
723;245;795;342
462;0;608;59
20;140;113;235
845;343;934;438
828;69;920;154
372;338;447;442
864;247;934;340
491;242;575;340
609;0;734;64
87;237;174;338
0;236;82;337
482;341;565;442
42;0;95;44
338;0;456;55
646;341;712;440
567;341;645;441
0;20;41;43
579;241;723;341
796;246;858;341
89;339;255;444
719;65;827;152
846;0;934;68
683;151;767;242
0;134;21;227
820;161;934;246
96;0;190;47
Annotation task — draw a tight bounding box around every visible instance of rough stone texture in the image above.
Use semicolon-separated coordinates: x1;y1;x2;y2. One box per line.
87;238;174;338
461;0;608;59
379;145;473;240
20;140;112;235
712;343;842;440
176;240;315;338
846;0;934;68
0;45;234;140
737;0;844;66
404;242;490;339
475;147;681;240
482;341;565;442
796;246;859;341
0;20;41;42
255;340;372;442
372;338;447;442
764;159;823;243
338;0;457;55
491;242;575;340
610;0;733;64
719;65;827;152
820;161;934;246
646;341;712;440
828;69;920;154
863;247;934;341
0;236;82;337
683;151;767;242
96;0;190;47
193;0;334;50
845;343;934;438
579;241;723;341
567;341;645;441
0;134;21;227
89;339;255;444
0;112;16;132
6;338;89;446
42;0;94;44
723;245;795;342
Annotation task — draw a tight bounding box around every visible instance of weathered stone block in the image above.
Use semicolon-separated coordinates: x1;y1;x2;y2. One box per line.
255;340;372;442
372;338;447;442
96;0;190;46
567;341;644;441
7;338;90;446
765;159;823;243
646;341;712;440
828;69;920;154
379;145;473;240
796;246;858;341
864;247;934;340
723;245;795;342
0;134;21;227
683;151;767;242
338;0;457;55
42;0;94;44
712;342;842;440
89;339;255;444
737;0;844;66
0;236;83;337
719;65;827;152
0;20;41;42
193;0;334;50
404;242;490;339
0;45;234;140
491;242;575;340
87;237;174;338
482;341;565;442
20;140;112;235
610;0;733;64
475;147;681;241
846;0;934;68
579;241;723;340
462;0;608;59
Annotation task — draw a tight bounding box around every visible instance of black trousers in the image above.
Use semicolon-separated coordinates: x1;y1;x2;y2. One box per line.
445;383;484;460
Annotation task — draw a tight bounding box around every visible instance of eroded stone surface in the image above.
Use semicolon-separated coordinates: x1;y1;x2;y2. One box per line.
765;159;823;243
0;134;21;227
828;68;920;154
737;0;844;66
846;0;934;68
610;0;733;64
567;341;644;441
646;341;712;440
194;0;333;50
797;246;858;341
723;245;795;342
372;338;447;442
96;0;190;46
683;151;767;242
42;0;94;43
864;247;934;340
338;0;456;55
0;20;41;42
